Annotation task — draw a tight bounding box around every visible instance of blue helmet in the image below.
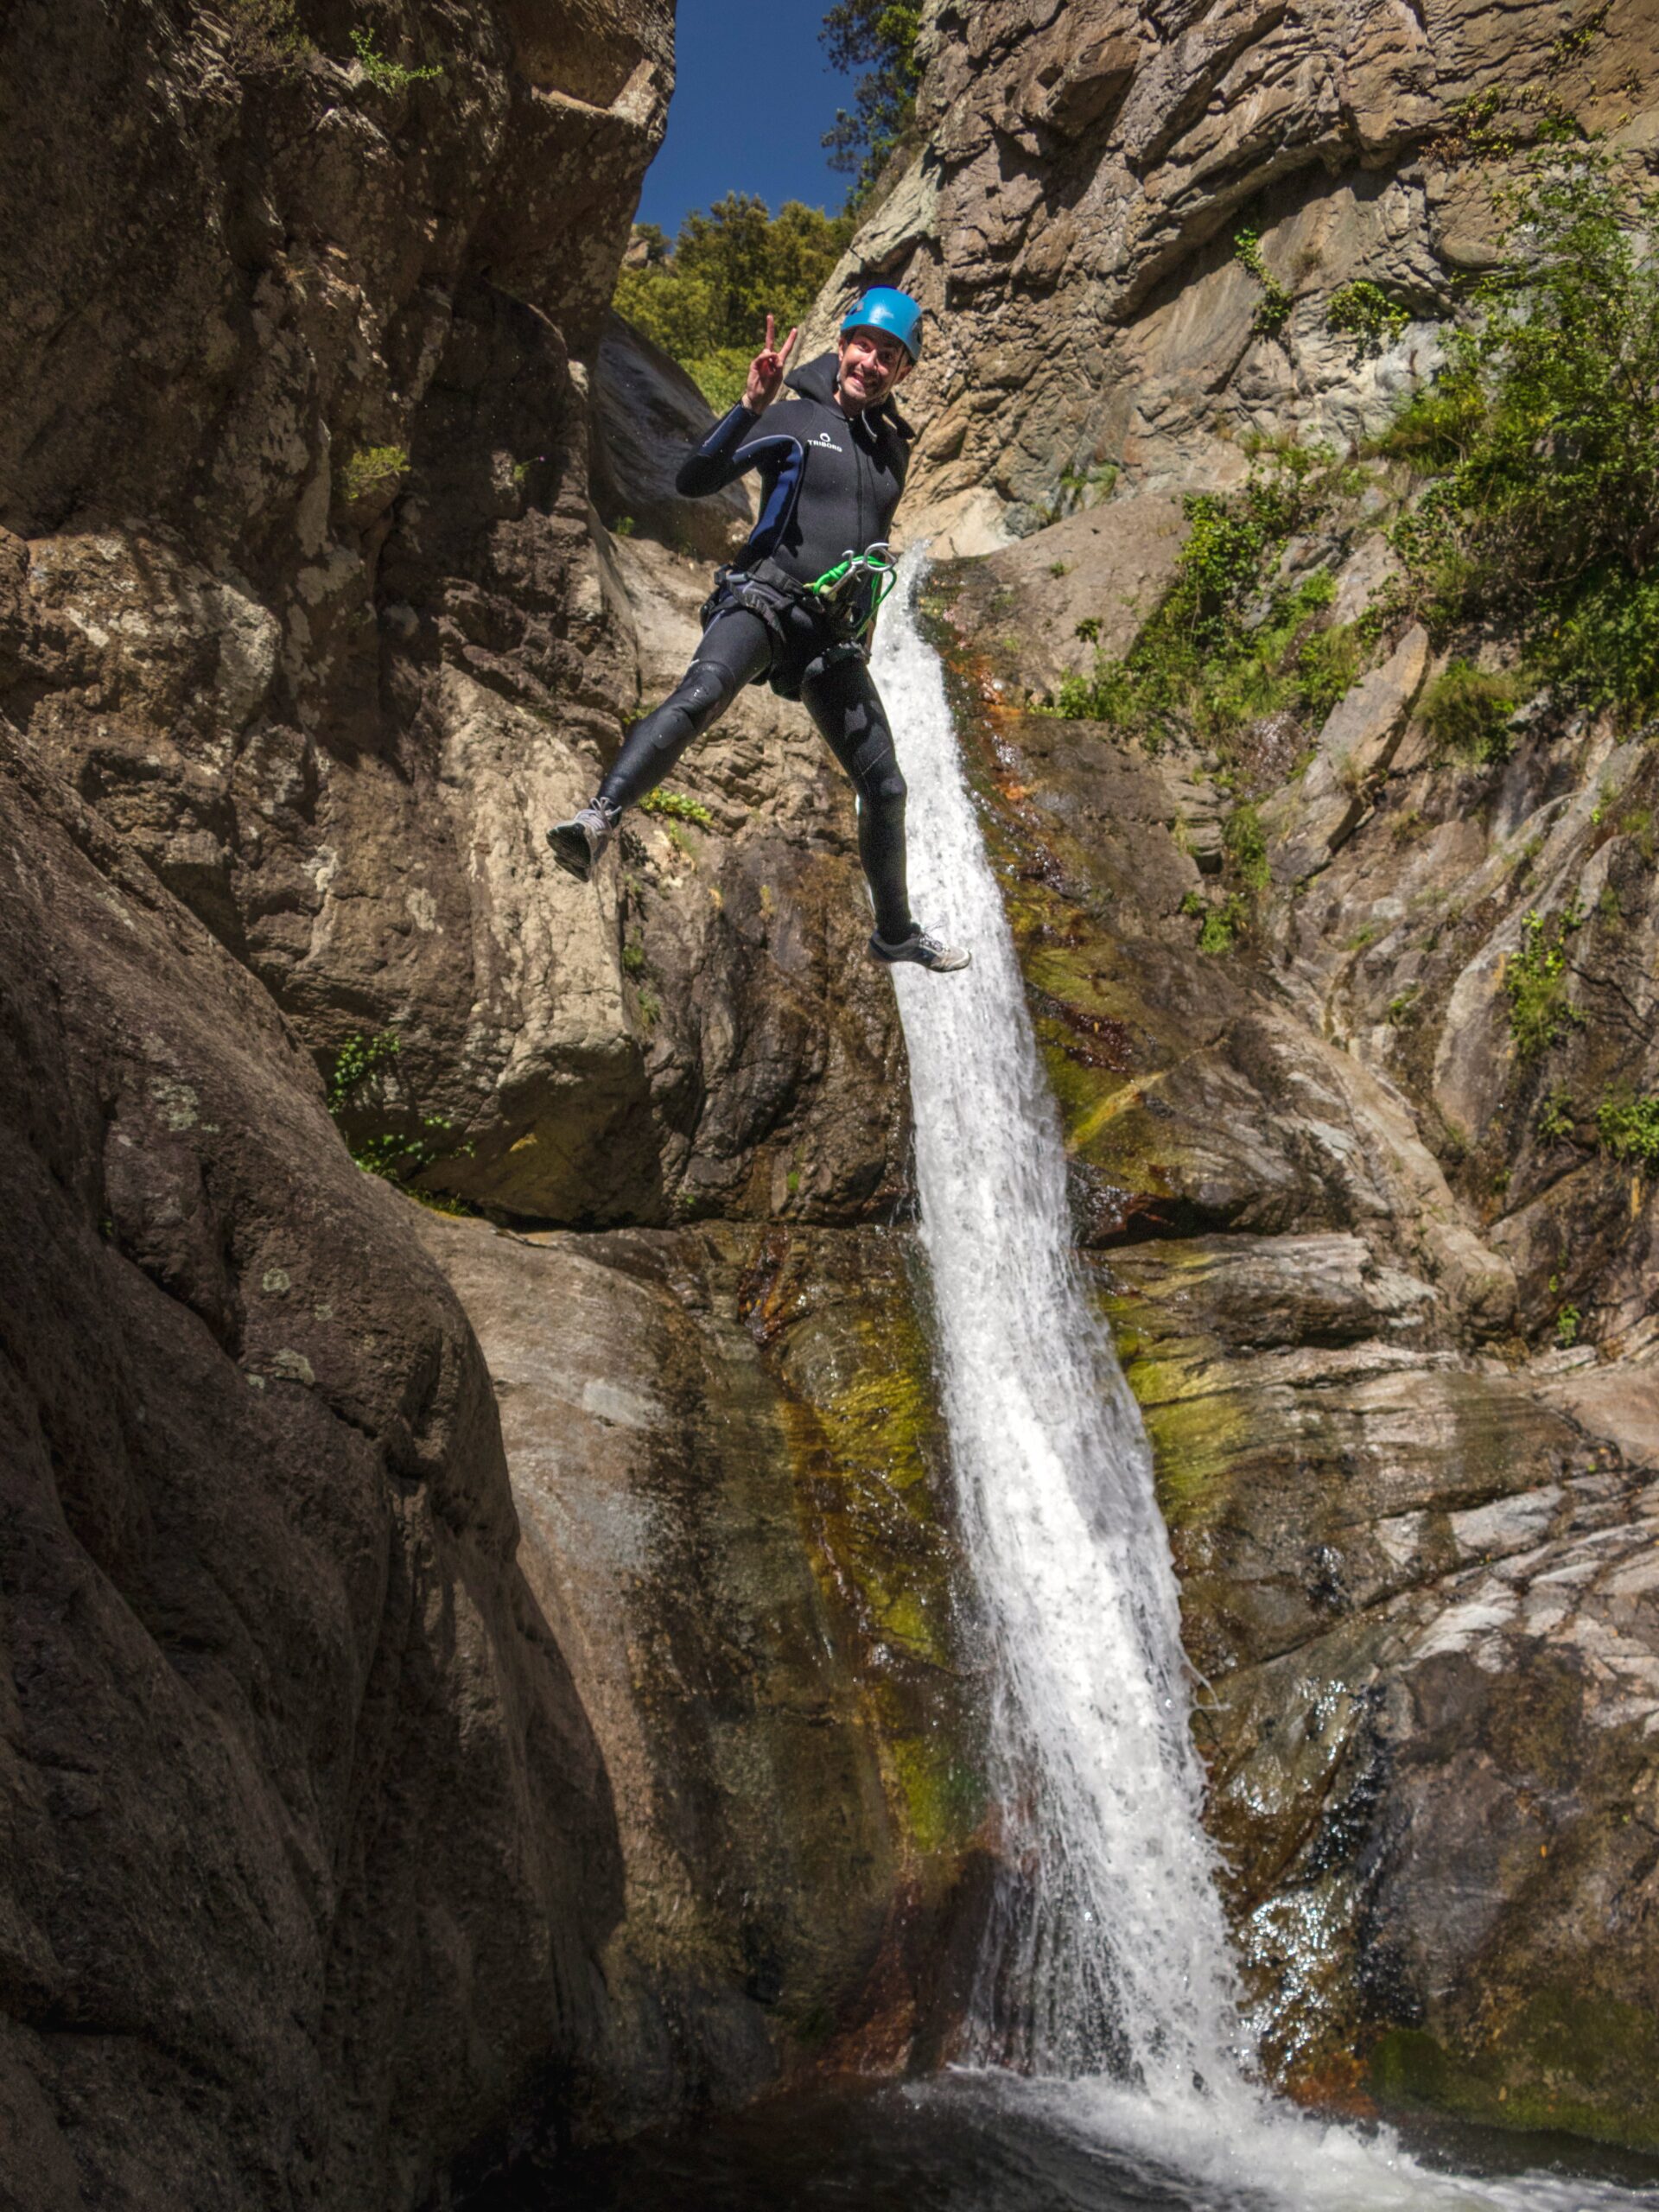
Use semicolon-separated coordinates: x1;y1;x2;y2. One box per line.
840;286;923;361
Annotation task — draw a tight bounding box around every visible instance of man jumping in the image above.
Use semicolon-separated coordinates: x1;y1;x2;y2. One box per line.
548;287;969;974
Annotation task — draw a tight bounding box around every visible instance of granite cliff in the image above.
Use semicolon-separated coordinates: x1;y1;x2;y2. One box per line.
826;0;1659;2145
6;0;1659;2200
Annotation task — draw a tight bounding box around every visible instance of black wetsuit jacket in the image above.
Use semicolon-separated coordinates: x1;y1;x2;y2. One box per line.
676;350;914;588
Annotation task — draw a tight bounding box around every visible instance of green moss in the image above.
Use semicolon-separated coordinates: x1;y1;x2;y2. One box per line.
1372;1993;1659;2150
1138;1385;1254;1532
890;1737;985;1859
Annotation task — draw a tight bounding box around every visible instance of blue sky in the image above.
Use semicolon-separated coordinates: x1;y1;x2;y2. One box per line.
636;0;853;238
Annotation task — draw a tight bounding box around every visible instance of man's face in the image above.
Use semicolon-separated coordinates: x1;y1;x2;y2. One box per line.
836;327;912;410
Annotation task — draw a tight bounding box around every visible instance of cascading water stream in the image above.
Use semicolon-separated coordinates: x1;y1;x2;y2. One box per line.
869;555;1659;2211
870;557;1238;2096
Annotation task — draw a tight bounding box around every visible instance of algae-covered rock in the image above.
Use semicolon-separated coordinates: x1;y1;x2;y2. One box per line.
413;1211;988;2141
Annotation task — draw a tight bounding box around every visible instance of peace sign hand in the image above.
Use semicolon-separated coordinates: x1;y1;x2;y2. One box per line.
742;314;798;415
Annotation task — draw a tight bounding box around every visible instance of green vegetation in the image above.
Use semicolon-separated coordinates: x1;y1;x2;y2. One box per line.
820;2;922;200
327;1032;473;1187
1235;228;1294;340
350;25;441;92
1503;901;1585;1058
1050;442;1363;751
620;937;646;978
220;0;312;67
1381;147;1659;723
1420;659;1518;763
1556;1301;1583;1347
1196;893;1249;954
615;195;854;410
639;788;714;827
1596;1090;1659;1166
1224;803;1270;891
1536;1086;1576;1141
1326;279;1412;360
1045;457;1118;524
337;442;409;504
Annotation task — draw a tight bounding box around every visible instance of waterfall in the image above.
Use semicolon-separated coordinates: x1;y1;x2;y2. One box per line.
869;554;1239;2094
868;556;1657;2211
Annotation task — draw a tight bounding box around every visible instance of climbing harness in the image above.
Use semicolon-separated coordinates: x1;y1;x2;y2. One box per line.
699;543;898;697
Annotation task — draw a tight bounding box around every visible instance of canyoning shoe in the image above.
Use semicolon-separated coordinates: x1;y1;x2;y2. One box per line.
546;802;618;883
868;925;972;974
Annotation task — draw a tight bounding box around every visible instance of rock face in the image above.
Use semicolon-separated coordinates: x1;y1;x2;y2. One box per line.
0;721;621;2210
860;0;1659;2140
0;0;900;1229
10;0;1659;2185
921;560;1659;2147
812;0;1659;549
412;1212;986;2148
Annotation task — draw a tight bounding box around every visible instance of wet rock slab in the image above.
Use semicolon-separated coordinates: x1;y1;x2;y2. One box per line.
415;1209;992;2135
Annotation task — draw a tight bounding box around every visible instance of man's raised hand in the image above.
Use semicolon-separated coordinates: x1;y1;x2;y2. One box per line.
742;315;798;415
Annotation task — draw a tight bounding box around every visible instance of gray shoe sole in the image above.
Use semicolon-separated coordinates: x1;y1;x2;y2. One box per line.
547;823;596;883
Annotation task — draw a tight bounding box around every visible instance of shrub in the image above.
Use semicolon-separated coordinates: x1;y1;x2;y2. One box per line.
1536;1086;1577;1141
350;26;441;92
1197;893;1249;954
1380;146;1659;722
1224;803;1270;890
1235;228;1294;340
327;1032;472;1185
1503;902;1585;1058
1596;1090;1659;1165
337;443;408;504
1421;659;1518;762
1050;444;1363;749
221;0;312;68
1326;279;1412;360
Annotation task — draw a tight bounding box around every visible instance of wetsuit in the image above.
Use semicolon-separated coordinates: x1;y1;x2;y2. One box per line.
596;351;915;941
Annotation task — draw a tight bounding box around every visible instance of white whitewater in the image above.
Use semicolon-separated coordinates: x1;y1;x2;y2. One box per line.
870;560;1239;2094
870;556;1658;2211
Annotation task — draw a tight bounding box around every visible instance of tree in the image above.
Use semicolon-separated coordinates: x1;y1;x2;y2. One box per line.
613;194;854;410
820;3;922;200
